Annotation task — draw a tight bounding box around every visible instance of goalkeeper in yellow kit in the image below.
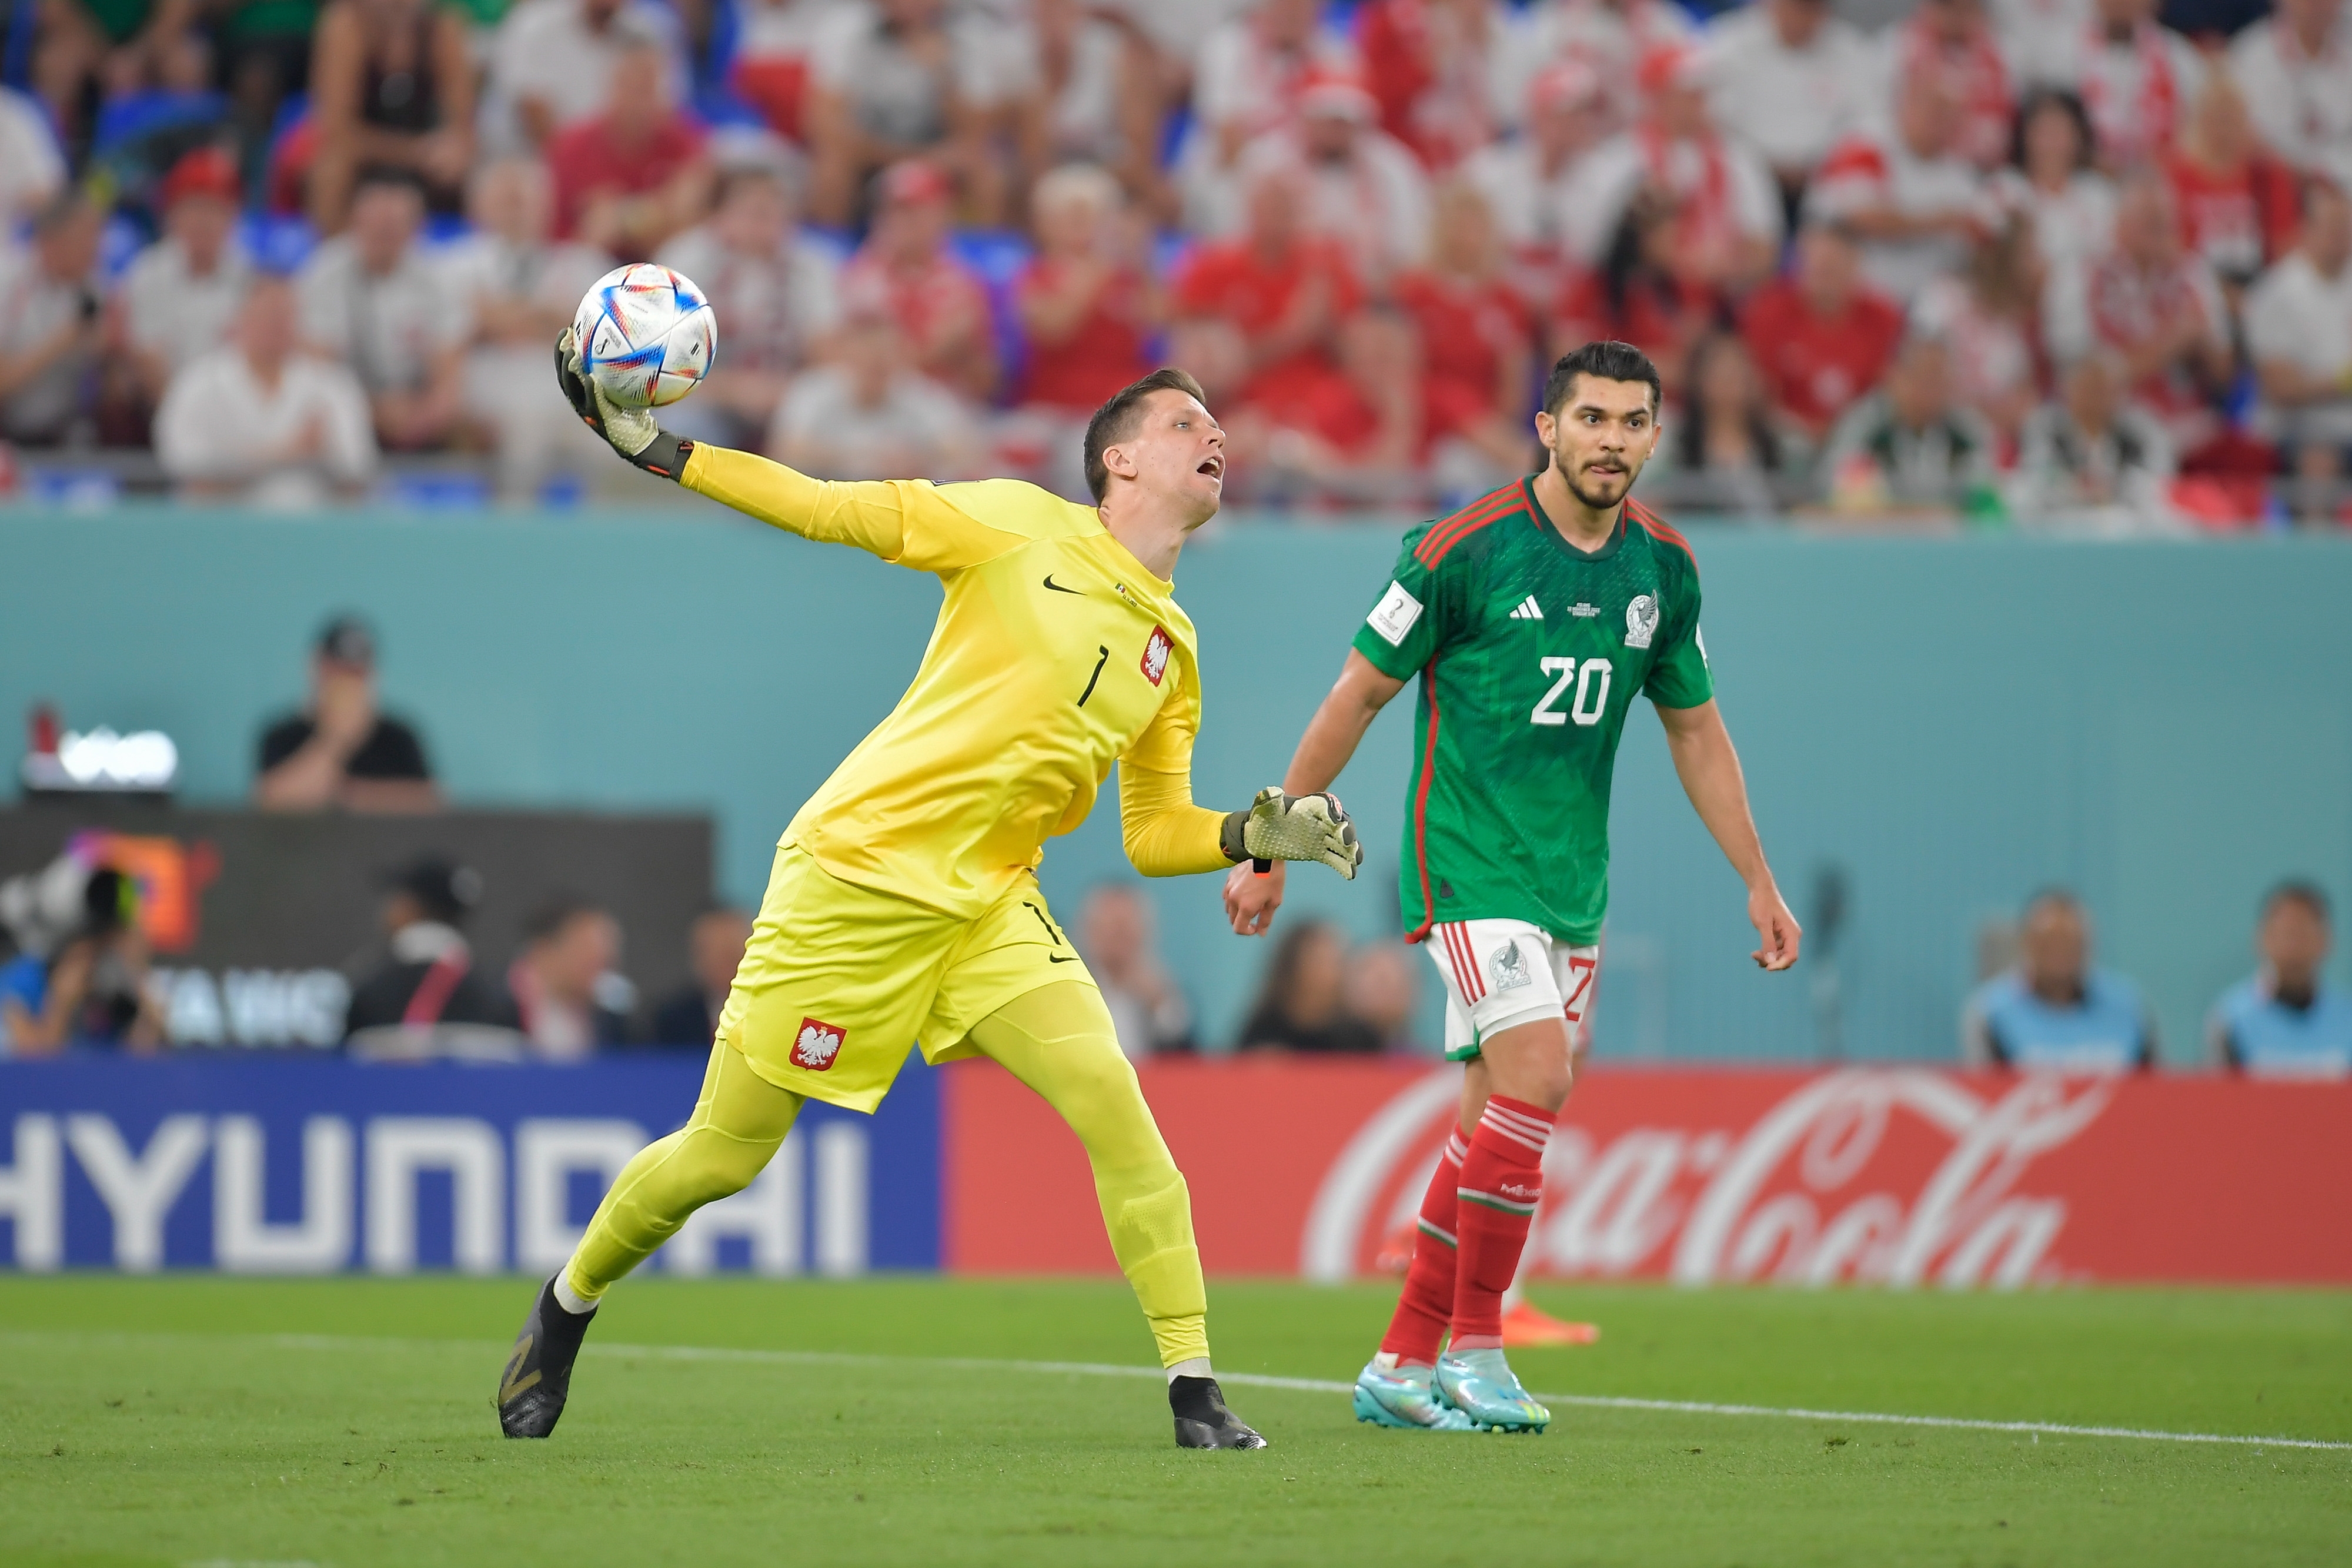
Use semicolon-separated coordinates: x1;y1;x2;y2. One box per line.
495;339;1362;1450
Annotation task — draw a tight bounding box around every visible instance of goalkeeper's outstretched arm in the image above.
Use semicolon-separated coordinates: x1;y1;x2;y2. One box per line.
554;328;978;565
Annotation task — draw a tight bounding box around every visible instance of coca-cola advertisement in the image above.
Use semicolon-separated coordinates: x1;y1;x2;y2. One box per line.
944;1061;2352;1286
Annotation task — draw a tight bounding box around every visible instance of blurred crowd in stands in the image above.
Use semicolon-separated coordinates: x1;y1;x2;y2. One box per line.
2;0;2351;521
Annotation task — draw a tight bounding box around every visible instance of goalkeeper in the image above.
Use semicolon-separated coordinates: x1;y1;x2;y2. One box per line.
496;340;1361;1451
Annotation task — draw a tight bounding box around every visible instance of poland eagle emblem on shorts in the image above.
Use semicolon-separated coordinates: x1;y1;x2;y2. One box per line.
1141;626;1172;686
790;1018;846;1071
1625;594;1659;650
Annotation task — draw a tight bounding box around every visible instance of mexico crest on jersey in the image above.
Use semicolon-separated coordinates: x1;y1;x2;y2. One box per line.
1141;626;1172;686
1489;940;1532;992
790;1017;846;1071
1625;594;1659;650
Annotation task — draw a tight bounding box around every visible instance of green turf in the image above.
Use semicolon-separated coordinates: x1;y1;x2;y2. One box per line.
1;1278;2347;1567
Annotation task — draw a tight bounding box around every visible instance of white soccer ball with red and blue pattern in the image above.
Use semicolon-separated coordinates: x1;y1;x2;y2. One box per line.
572;263;717;410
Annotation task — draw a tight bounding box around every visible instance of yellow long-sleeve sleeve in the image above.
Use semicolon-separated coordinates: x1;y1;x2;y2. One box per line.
681;444;1028;573
1120;763;1232;878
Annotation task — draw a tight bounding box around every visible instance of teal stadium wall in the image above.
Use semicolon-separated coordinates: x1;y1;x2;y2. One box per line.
4;503;2349;1064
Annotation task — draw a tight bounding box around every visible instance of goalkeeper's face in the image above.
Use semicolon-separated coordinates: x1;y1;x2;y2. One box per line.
1537;376;1660;513
1120;389;1227;523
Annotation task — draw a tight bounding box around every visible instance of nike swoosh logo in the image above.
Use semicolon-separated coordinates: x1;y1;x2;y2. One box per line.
1043;575;1083;594
1047;954;1081;963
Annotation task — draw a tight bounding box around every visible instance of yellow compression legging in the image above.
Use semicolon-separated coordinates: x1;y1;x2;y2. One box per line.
565;982;1209;1369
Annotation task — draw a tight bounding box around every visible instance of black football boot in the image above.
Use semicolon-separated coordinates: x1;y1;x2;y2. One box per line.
1171;1375;1268;1449
497;1275;596;1438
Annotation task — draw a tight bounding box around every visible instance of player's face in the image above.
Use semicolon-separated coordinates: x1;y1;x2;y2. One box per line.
1536;376;1659;512
1118;390;1226;523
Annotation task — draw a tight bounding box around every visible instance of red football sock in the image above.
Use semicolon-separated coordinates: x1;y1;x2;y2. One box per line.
1451;1096;1552;1352
1377;1129;1468;1368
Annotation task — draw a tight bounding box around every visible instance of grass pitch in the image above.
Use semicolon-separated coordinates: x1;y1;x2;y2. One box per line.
1;1276;2347;1567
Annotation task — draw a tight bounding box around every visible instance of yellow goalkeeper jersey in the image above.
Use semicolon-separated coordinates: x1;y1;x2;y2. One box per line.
683;444;1231;918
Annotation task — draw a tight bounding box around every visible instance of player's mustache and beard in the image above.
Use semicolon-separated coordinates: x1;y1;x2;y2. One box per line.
1549;439;1641;512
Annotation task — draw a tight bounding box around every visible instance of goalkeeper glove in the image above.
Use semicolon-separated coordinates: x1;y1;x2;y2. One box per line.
553;327;693;480
1220;787;1362;880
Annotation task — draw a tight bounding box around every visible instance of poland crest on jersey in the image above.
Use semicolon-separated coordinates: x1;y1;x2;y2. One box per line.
790;1017;846;1071
1489;940;1532;992
1625;594;1659;650
1141;626;1172;687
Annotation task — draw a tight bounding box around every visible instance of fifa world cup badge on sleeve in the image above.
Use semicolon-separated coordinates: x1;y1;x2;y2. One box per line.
1368;581;1423;646
1141;626;1172;686
790;1018;847;1071
1624;594;1659;650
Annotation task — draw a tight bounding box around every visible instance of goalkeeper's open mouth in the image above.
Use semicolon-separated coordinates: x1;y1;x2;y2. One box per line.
1197;454;1225;481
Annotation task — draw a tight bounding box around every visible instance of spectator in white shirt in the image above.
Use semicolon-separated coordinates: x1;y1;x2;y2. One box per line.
728;0;847;146
2067;0;2202;172
804;0;999;224
1702;0;1875;215
657;159;843;449
2012;349;2176;522
767;299;978;479
1461;58;1608;279
1996;88;2115;287
1004;0;1171;219
483;0;686;152
1180;0;1357;233
437;157;615;500
116;146;253;412
1991;0;2091;91
1077;883;1195;1060
1558;44;1780;291
298;171;467;451
0;86;66;228
2227;0;2352;186
1809;73;1998;303
0;192;103;447
1230;75;1432;282
1524;0;1697;131
2244;180;2352;521
155;278;379;506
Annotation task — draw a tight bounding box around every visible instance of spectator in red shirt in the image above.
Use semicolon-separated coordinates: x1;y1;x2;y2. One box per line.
2164;72;2301;290
1260;306;1429;508
546;31;713;258
1357;0;1517;170
1015;162;1160;414
1171;160;1362;413
1392;179;1536;484
841;159;1000;402
1554;188;1721;399
1740;220;1906;442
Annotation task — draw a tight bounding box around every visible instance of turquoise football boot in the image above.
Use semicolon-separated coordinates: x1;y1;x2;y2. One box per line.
1353;1359;1476;1430
1434;1348;1551;1433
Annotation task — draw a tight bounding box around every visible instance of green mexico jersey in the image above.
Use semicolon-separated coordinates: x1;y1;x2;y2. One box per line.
1350;479;1712;944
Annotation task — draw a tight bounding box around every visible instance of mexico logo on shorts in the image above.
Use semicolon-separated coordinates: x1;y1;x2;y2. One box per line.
1140;626;1173;687
1489;941;1532;992
791;1018;847;1071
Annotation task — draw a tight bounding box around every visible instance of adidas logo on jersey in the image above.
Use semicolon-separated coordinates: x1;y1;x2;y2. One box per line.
1507;596;1543;621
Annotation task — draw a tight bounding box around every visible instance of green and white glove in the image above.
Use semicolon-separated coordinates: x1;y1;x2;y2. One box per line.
1221;787;1362;880
553;326;692;480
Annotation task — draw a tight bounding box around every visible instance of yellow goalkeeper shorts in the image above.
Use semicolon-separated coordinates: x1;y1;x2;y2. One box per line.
715;844;1098;1112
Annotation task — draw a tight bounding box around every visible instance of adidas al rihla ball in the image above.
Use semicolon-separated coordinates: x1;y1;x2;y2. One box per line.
573;263;717;410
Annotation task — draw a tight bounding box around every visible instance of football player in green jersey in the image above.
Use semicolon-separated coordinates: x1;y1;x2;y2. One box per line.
1224;340;1802;1433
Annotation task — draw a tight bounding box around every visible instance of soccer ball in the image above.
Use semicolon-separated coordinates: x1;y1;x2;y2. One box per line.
572;263;717;410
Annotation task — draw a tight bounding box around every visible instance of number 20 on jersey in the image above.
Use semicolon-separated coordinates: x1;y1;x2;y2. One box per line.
1532;657;1612;727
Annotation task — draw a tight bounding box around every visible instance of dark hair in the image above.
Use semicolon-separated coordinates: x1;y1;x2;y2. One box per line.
2011;88;2094;174
1083;367;1210;503
1240;919;1343;1039
2263;881;2331;922
353;165;426;199
81;868;136;936
1675;330;1780;473
524;897;609;945
2022;887;2083;921
1544;340;1662;419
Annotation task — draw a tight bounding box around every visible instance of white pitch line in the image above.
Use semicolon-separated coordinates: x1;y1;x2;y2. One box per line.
8;1330;2347;1454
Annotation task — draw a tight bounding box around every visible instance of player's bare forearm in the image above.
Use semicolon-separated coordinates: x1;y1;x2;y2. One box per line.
1656;699;1801;971
1282;651;1407;794
1225;653;1404;937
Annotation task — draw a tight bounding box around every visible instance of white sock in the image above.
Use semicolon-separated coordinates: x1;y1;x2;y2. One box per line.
550;1270;597;1318
1165;1356;1212;1383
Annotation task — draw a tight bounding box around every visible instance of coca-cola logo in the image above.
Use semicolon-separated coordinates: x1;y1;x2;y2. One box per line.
1302;1069;2115;1289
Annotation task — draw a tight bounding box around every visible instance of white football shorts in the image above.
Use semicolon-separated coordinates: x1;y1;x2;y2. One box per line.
1423;919;1599;1064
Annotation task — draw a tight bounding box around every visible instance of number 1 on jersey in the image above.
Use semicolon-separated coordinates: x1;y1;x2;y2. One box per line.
1532;657;1612;728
